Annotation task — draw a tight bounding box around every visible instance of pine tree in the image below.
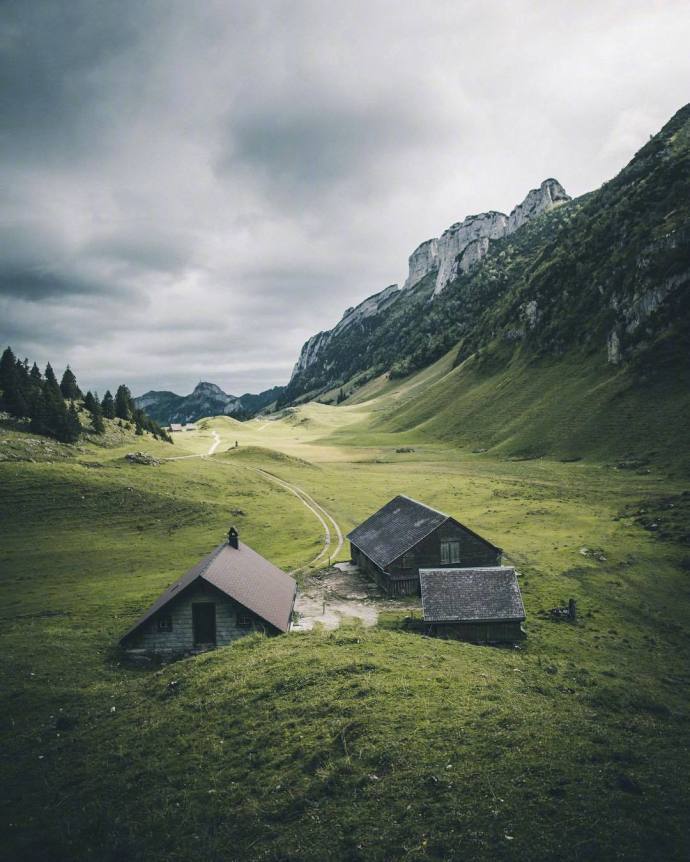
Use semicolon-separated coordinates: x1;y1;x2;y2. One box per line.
101;390;115;419
29;363;42;385
91;406;105;434
60;366;81;400
84;390;105;434
115;384;133;420
0;347;17;410
44;363;63;401
61;402;82;443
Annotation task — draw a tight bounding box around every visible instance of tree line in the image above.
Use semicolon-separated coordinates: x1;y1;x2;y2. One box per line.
0;347;172;444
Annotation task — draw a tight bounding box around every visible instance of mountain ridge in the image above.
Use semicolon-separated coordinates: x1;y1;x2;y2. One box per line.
134;381;284;425
280;105;689;409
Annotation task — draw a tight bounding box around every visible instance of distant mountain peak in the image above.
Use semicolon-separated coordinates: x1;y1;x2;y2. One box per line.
133;379;283;424
192;381;233;398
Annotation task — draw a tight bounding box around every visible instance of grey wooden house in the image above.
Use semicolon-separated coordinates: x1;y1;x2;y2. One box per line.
348;495;502;596
120;528;297;656
420;566;526;642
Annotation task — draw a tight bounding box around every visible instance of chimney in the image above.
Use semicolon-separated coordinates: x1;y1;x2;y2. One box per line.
228;526;239;549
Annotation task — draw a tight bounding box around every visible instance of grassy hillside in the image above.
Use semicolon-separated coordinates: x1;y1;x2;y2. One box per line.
284;105;690;404
2;410;689;860
347;340;690;473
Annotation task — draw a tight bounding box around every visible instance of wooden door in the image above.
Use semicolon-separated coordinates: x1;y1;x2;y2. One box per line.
192;603;216;645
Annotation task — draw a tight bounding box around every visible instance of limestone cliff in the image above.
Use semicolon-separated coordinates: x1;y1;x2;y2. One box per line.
399;180;570;296
290;284;400;380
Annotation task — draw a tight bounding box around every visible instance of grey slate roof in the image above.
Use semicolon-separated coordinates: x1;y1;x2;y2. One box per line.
121;540;297;642
347;495;500;570
347;495;448;569
420;567;525;623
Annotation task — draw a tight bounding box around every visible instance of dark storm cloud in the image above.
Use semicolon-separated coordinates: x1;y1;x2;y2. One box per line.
1;0;689;395
0;268;123;301
0;1;148;165
220;96;442;199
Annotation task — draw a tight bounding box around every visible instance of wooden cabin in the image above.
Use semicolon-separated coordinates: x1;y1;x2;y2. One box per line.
348;495;502;596
420;566;525;643
120;528;297;656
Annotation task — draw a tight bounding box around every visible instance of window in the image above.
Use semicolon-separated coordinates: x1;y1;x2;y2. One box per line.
440;540;461;565
157;614;173;632
401;552;415;569
237;610;252;628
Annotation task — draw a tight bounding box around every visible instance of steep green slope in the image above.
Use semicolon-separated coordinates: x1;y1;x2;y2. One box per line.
283;104;690;407
361;340;690;472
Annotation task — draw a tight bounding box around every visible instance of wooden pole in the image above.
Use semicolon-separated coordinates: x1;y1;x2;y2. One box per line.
568;598;577;622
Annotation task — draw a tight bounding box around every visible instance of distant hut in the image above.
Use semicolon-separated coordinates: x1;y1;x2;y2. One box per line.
120;528;296;656
169;423;184;433
419;566;525;643
348;495;502;596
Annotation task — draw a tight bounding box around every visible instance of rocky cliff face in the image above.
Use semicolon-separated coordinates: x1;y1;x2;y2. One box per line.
283;104;690;406
289;178;570;384
399;180;570;296
290;284;401;380
402;239;439;290
506;178;569;234
433;211;508;294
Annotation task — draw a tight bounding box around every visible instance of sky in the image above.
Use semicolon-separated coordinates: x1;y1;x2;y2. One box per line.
1;1;689;397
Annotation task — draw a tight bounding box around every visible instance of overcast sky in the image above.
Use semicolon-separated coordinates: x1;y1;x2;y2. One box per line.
1;1;688;396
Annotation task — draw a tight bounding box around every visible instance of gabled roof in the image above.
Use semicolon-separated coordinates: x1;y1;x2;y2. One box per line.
420;567;525;623
120;540;297;642
347;495;500;570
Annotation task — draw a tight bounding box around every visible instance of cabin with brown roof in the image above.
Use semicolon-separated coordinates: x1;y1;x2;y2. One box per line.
348;495;502;596
120;527;297;656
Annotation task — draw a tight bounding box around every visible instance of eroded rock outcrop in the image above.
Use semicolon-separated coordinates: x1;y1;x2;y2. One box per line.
399;179;570;296
402;239;439;291
290;285;401;380
506;179;569;234
434;211;508;294
290;178;571;382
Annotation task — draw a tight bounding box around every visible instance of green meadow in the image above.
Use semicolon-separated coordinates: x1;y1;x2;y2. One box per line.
1;384;689;861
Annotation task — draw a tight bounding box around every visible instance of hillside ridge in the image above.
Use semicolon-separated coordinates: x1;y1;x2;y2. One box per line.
281;105;690;411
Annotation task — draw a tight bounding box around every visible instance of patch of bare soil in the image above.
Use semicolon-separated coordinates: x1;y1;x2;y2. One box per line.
292;562;420;631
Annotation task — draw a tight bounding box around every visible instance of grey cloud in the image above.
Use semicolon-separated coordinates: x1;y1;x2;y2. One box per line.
1;1;689;396
85;229;198;275
219;96;440;200
0;1;149;165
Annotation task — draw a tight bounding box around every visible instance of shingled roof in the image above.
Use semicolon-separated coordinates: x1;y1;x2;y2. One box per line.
120;540;297;642
347;495;499;570
420;567;525;623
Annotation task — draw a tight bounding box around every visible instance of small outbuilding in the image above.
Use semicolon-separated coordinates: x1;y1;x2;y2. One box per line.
419;566;526;643
348;495;502;596
120;528;297;656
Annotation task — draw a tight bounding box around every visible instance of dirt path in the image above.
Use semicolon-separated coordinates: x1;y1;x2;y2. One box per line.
207;431;221;455
253;467;343;574
162;434;345;578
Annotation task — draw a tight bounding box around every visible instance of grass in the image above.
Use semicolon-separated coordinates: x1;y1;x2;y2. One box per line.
1;395;690;861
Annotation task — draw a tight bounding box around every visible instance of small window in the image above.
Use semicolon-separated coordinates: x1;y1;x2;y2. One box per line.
401;552;415;569
237;610;252;628
157;614;172;632
440;540;461;565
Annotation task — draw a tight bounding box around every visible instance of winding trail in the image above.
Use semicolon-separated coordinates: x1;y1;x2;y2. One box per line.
207;431;221;455
254;468;344;574
162;430;343;573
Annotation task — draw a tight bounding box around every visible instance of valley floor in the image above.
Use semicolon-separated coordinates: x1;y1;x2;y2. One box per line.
1;405;689;861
